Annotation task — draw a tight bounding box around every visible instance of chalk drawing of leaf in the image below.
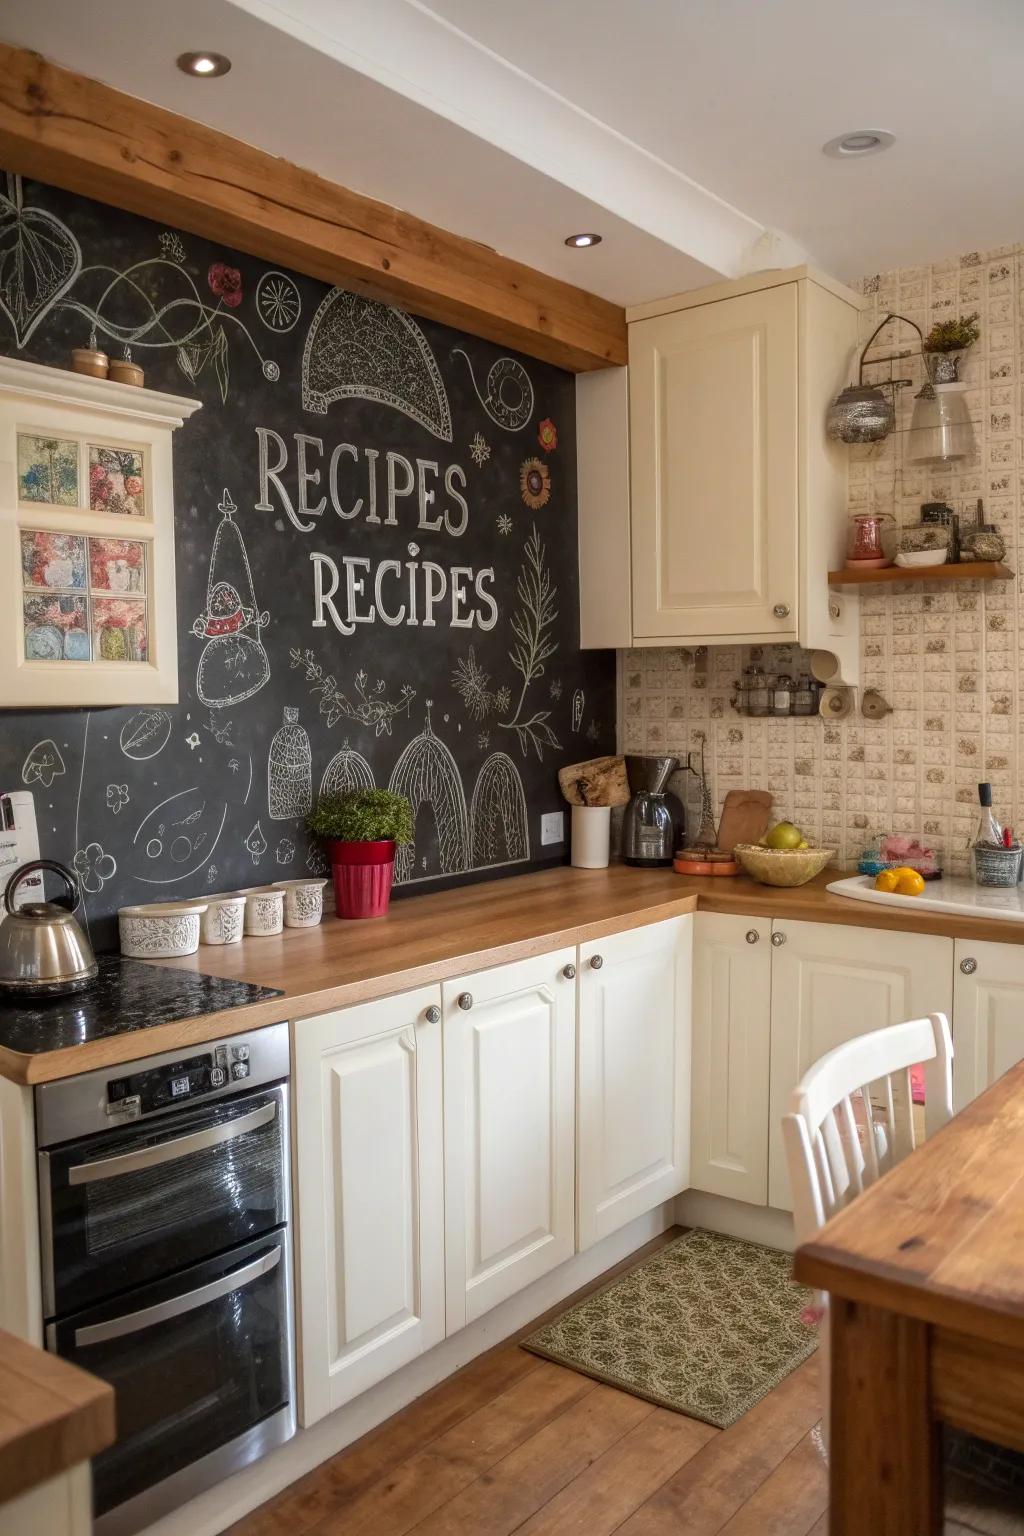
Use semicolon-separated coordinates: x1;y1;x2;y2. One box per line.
0;180;82;348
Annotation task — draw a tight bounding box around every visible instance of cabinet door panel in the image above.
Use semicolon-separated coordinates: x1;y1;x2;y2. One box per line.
443;950;576;1330
630;284;798;640
768;920;952;1210
577;916;692;1250
953;939;1024;1111
691;914;771;1205
293;987;444;1426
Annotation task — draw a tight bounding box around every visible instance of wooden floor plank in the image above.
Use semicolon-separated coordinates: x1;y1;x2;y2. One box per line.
716;1429;828;1536
615;1358;822;1536
512;1406;715;1536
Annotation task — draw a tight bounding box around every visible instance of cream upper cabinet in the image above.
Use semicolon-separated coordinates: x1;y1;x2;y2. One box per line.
443;949;576;1329
577;916;692;1251
690;913;772;1207
292;987;445;1426
767;919;953;1210
952;938;1024;1112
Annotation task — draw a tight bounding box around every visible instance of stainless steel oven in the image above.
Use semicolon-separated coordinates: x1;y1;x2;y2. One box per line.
36;1023;295;1536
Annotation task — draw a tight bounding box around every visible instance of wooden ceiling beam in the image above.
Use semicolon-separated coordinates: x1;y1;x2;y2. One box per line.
0;44;627;372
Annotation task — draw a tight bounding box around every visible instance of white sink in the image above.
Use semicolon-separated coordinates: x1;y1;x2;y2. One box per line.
828;873;1024;924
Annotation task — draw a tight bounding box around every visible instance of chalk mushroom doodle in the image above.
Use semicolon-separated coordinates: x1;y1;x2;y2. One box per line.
268;707;312;820
390;704;469;885
193;490;271;709
470;753;530;868
453;348;535;431
302;288;452;442
244;822;268;864
22;739;66;788
320;742;375;798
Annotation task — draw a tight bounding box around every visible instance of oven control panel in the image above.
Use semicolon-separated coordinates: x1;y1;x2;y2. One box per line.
106;1043;252;1119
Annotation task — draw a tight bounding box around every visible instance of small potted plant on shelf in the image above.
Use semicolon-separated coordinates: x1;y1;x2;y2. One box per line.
921;311;981;384
307;788;414;920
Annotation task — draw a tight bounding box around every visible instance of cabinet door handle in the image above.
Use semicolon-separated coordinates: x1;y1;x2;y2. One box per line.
424;1005;441;1024
589;955;603;970
457;991;474;1010
771;931;787;947
773;603;791;620
960;957;977;976
745;930;760;944
562;964;577;980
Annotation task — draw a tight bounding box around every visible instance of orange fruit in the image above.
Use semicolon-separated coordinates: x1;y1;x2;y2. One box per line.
893;867;926;896
873;869;899;892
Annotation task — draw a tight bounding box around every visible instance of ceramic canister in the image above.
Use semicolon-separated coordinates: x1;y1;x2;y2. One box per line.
119;901;207;958
237;886;285;936
200;894;246;945
272;878;327;927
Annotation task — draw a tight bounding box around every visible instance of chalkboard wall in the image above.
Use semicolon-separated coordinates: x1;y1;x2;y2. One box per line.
0;172;615;948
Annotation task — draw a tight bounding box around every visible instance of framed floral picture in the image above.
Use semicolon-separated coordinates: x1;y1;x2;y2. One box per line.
17;434;79;506
23;595;91;661
89;536;147;594
21;530;88;590
92;597;148;661
89;445;146;516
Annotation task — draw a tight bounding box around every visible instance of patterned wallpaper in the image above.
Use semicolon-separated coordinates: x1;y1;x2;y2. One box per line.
619;244;1024;874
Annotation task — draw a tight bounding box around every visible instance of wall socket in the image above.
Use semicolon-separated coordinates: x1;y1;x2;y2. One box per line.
540;811;564;846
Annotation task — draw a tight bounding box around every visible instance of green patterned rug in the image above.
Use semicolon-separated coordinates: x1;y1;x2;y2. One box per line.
522;1229;816;1429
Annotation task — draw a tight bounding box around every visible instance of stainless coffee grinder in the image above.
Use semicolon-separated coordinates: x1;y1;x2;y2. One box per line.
622;756;683;866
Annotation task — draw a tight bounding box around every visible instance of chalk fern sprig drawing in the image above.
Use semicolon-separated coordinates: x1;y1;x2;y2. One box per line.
289;648;416;735
500;524;561;760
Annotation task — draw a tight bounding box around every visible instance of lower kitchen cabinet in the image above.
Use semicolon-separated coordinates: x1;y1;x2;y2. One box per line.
577;916;693;1249
443;948;577;1329
767;919;953;1210
952;938;1024;1111
690;913;772;1206
292;986;445;1427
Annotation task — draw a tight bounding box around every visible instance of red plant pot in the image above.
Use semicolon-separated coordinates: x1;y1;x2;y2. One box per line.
326;839;396;920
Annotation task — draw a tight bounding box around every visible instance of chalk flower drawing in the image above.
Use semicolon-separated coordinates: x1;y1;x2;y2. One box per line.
550;678;563;701
495;685;511;713
256;271;301;333
275;837;296;865
452;646;496;720
0;174;81;347
478;732;490;751
186;732;201;750
207;263;243;308
520;458;551;511
159;231;186;263
538;418;558;452
306;841;329;876
244;822;268;864
289;649;416;735
469;432;491;468
73;841;116;894
22;739;66;788
497;513;513;536
106;783;129;814
499;525;561;761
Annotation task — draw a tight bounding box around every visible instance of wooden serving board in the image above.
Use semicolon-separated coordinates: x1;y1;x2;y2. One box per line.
715;789;773;853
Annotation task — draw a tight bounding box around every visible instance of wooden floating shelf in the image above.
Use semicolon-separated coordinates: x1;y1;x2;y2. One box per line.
828;561;1015;587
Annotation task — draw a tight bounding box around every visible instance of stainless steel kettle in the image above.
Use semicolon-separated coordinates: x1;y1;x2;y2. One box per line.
0;860;98;997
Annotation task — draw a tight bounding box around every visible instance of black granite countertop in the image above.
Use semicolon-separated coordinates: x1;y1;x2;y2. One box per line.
0;954;283;1055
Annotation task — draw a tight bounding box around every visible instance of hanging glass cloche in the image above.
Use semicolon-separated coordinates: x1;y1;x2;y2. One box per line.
826;311;923;444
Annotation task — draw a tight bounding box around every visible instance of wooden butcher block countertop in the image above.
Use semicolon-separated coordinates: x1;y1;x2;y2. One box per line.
0;1328;114;1505
3;863;1023;1085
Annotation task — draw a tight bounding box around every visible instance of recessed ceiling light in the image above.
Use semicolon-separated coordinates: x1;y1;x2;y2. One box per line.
822;129;895;159
564;232;602;249
176;51;232;78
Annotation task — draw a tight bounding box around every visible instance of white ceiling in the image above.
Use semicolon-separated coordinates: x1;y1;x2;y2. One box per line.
3;0;1024;308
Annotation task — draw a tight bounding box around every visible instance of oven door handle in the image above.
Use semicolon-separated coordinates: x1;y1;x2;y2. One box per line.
67;1099;277;1186
73;1244;282;1348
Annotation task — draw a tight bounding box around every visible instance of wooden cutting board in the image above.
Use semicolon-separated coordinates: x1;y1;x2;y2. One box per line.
557;756;631;807
715;789;773;853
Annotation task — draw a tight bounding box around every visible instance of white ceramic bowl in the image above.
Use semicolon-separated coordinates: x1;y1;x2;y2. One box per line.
894;549;948;568
272;878;327;927
200;894;247;946
119;901;207;958
236;886;285;936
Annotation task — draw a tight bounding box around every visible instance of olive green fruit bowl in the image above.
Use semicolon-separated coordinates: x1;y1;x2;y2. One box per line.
733;843;837;888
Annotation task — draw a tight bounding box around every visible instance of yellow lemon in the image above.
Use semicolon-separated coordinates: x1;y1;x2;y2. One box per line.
764;822;803;850
874;869;899;893
893;867;926;897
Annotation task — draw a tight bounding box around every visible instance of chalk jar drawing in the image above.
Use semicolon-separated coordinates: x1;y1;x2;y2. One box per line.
390;704;470;885
453;348;535;431
193;490;271;709
470;753;529;868
320;742;375;798
268;707;312;820
302;288;452;442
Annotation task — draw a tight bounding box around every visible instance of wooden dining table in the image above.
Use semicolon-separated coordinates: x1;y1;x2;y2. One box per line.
793;1057;1024;1535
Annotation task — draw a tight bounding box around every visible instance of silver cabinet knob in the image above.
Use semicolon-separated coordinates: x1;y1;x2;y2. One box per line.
773;603;791;619
424;1005;441;1024
589;955;604;970
457;992;473;1010
960;957;977;976
745;930;759;944
771;931;787;947
562;963;577;980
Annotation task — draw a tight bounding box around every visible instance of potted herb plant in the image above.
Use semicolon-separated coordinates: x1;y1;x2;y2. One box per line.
307;789;414;920
922;312;981;384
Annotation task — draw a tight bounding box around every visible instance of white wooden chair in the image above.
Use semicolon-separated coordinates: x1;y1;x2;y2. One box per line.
782;1012;954;1450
